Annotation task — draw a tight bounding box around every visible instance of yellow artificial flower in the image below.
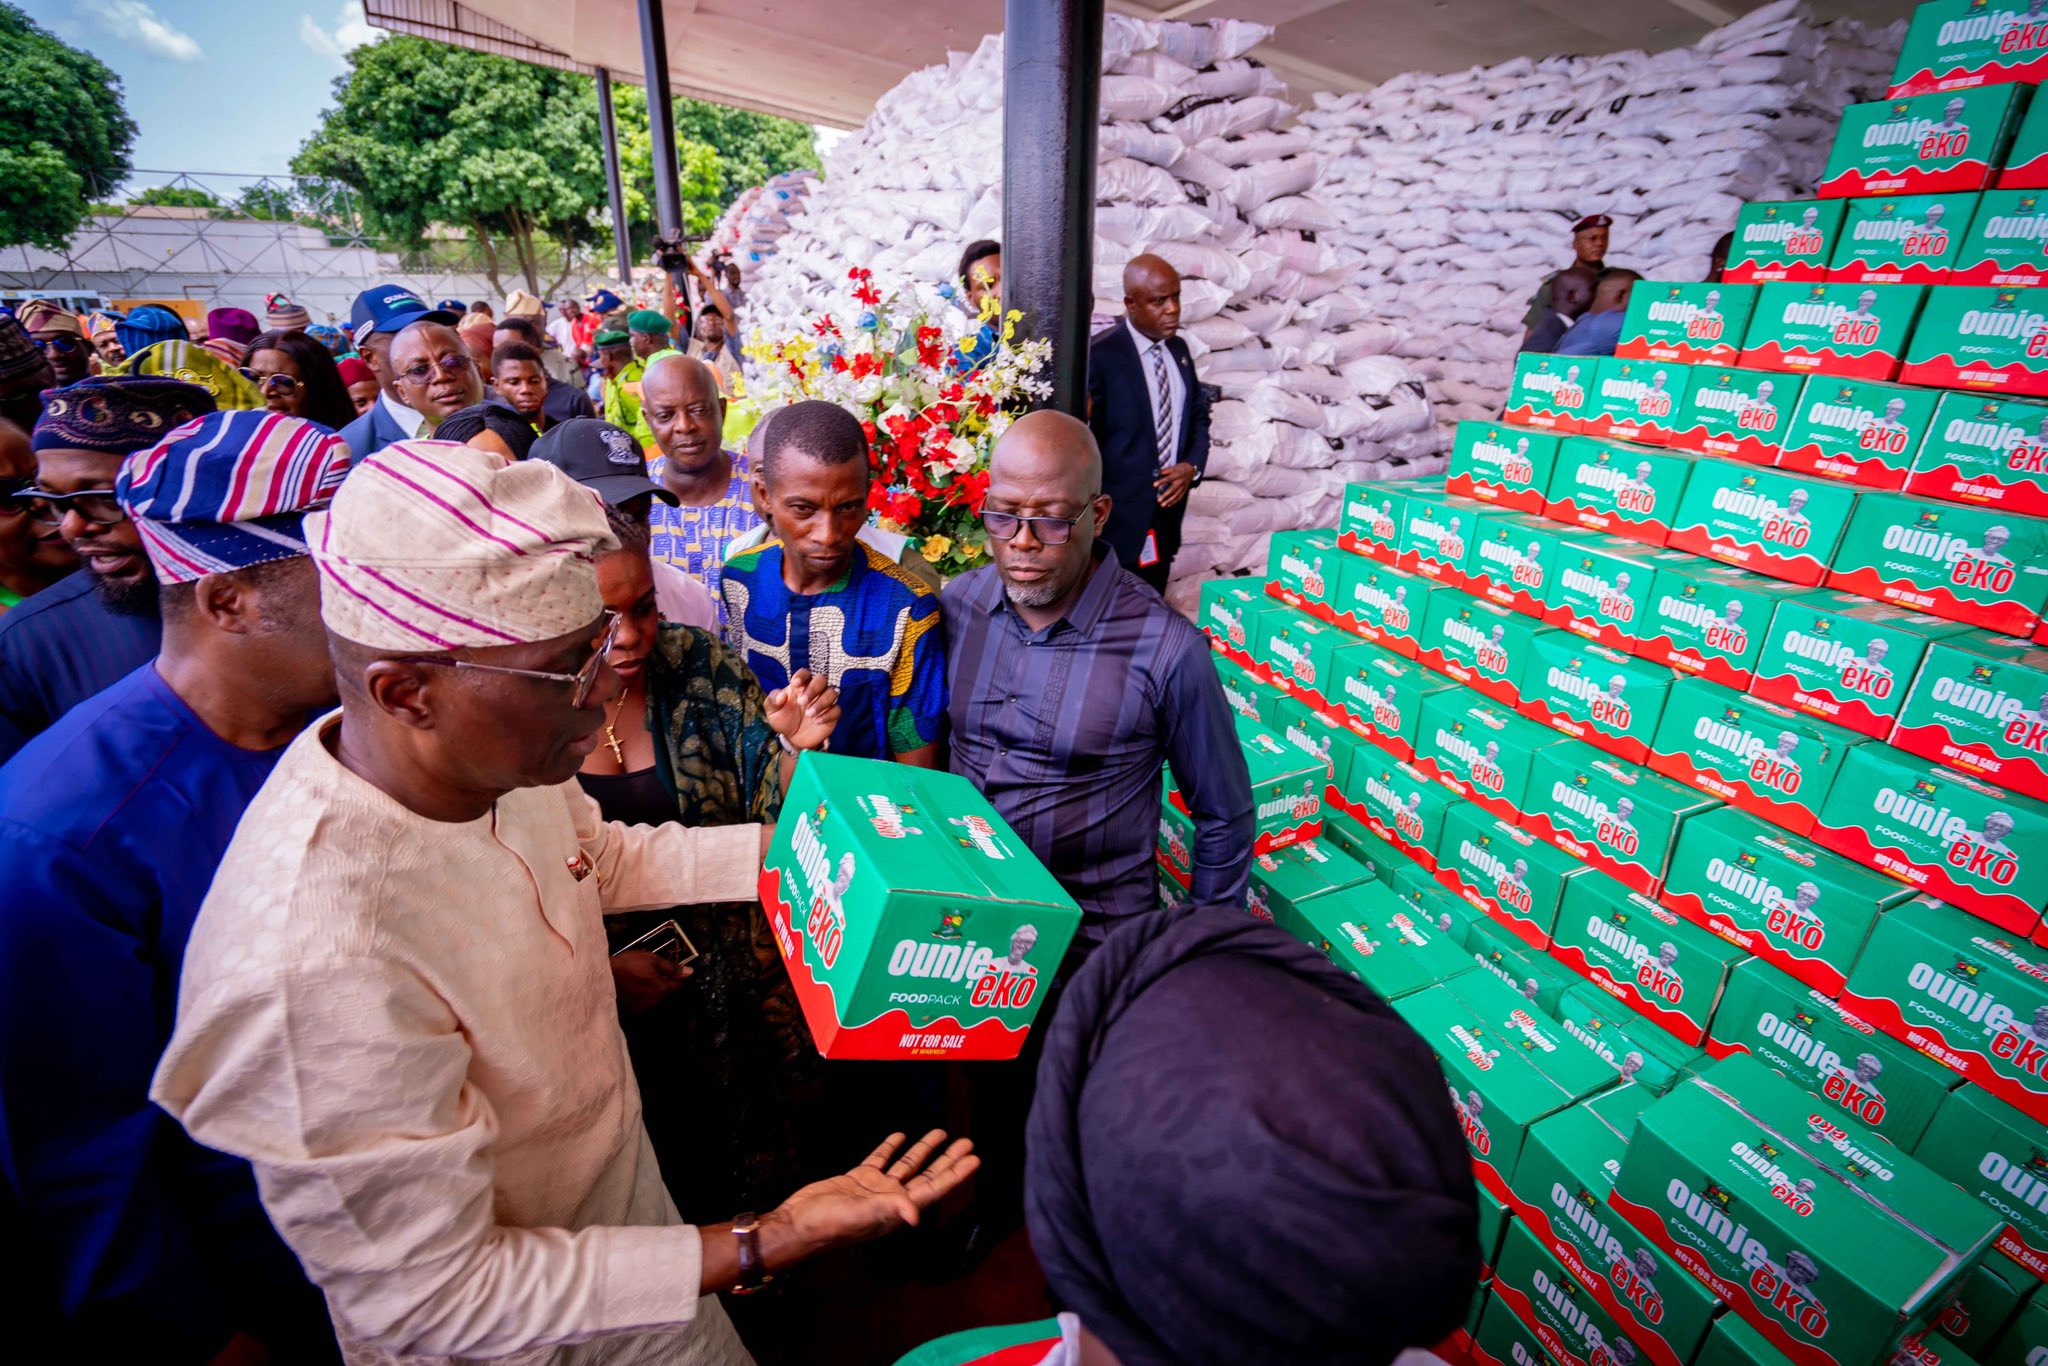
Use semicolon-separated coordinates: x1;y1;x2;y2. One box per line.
921;535;953;563
960;537;985;560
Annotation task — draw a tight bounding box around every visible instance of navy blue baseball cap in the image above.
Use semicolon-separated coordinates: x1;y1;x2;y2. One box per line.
348;285;459;348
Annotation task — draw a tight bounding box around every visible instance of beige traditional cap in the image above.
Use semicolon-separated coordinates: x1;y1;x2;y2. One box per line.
305;439;618;651
503;290;545;318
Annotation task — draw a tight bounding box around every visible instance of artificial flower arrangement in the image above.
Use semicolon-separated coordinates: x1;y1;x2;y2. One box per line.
741;267;1052;578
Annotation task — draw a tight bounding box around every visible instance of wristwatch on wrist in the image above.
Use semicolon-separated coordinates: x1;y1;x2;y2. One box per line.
776;734;798;757
731;1212;774;1294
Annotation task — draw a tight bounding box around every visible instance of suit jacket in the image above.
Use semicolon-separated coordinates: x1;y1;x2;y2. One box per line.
1086;322;1210;570
339;396;413;463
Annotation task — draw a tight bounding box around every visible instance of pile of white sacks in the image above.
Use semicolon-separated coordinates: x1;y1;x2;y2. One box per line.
1304;0;1905;430
700;168;819;273
747;15;1444;604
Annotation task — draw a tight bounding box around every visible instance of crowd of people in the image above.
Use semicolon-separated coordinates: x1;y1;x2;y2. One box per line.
0;248;1480;1365
1517;215;1739;357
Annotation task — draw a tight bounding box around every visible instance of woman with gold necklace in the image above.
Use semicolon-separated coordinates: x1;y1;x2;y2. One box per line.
577;498;840;1226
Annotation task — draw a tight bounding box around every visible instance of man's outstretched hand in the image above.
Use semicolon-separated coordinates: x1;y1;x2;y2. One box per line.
777;1131;979;1253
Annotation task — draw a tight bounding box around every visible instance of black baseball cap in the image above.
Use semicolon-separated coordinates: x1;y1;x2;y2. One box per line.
530;418;677;506
348;284;460;348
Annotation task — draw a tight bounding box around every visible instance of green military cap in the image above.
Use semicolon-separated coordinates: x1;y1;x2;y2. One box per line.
626;309;671;335
592;328;630;347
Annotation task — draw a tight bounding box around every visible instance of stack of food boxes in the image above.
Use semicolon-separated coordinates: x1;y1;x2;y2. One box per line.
1172;11;2048;1366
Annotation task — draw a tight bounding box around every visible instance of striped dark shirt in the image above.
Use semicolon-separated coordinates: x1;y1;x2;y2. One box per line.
941;548;1252;949
0;570;161;765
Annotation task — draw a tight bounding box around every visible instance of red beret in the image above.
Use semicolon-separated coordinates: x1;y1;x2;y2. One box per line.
1572;214;1613;233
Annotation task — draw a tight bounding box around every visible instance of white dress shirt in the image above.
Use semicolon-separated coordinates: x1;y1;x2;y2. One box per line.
379;388;431;440
1126;317;1186;469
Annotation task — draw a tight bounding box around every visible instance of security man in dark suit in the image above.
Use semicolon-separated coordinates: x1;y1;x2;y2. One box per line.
1086;254;1210;591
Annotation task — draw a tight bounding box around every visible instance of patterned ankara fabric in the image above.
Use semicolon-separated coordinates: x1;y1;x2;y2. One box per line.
306;439;616;650
117;411;352;583
719;539;947;760
32;376;216;454
149;716;762;1366
117;341;265;410
645;447;760;608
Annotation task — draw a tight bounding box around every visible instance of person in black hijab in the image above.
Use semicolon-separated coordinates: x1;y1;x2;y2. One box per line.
433;401;538;461
899;909;1479;1365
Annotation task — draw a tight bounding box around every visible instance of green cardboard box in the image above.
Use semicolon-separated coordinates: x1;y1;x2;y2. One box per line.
1212;651;1282;730
1931;1255;2033;1359
1890;4;2048;99
1984;1282;2048;1366
1434;802;1589;950
1831;193;1980;285
1157;798;1195;890
1708;957;1962;1152
1519;745;1721;898
1266;528;1347;617
1729;200;1849;286
2002;84;2048;191
1825;490;2048;637
1953;191;2048;288
1811;745;2048;936
1481;1187;1514;1277
1739;282;1928;382
1906;392;2048;518
1917;1082;2048;1286
1312;801;1396;881
1842;894;2048;1132
1492;1218;1670;1366
1555;985;1709;1098
1295;877;1476;1002
1668;365;1801;467
1451;420;1566;514
1347;753;1455;869
760;753;1081;1060
1418;589;1545;708
1694;1314;1795;1366
1609;1054;2003;1366
1396;972;1619;1196
1659;803;1915;997
1197;577;1287;667
1399;492;1495;586
1513;1086;1722;1366
1619;283;1760;367
1899;284;2048;399
1649;677;1868;837
1470;1289;1575;1366
1546;539;1677;655
1546;435;1698;548
1821;85;2030;198
1177;714;1325;855
1518;631;1676;765
1584;357;1695;447
1254;601;1347;713
1269;688;1356;787
1638;559;1822;691
1328;556;1452;658
1751;591;1978;739
1507;353;1598;433
1468;918;1577;1017
1548;866;1745;1046
1465;510;1596;620
1417;688;1575;823
1324;636;1455;762
1777;377;1942;489
1892;632;2048;803
1668;459;1860;588
1244;835;1371;938
1339;476;1446;564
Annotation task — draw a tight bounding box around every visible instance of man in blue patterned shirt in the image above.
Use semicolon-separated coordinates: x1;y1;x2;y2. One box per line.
720;400;946;765
641;355;759;608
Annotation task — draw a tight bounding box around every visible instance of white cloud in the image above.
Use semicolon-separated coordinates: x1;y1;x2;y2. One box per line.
79;0;204;63
300;1;379;64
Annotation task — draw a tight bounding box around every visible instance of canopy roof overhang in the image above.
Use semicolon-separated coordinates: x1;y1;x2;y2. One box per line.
364;0;1917;130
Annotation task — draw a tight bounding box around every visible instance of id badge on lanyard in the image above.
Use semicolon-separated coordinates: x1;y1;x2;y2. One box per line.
1138;529;1161;568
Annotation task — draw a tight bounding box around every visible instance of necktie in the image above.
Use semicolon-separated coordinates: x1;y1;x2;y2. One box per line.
1150;341;1174;470
416;418;434;438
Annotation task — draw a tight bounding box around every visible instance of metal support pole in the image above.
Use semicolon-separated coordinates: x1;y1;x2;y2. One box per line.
594;67;633;285
635;0;686;249
1002;0;1104;416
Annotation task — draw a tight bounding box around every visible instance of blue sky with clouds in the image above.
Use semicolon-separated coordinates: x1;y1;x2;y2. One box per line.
21;0;378;184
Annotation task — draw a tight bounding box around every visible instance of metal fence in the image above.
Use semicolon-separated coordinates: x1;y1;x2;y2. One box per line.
0;171;623;324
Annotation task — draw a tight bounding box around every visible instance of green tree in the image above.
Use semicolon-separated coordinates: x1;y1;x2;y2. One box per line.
0;4;136;249
612;91;818;245
236;185;298;222
128;185;222;209
293;36;612;295
673;100;819;206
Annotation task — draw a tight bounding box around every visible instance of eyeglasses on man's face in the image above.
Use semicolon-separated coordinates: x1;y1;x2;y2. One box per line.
980;507;1092;546
395;353;476;386
22;486;125;526
32;335;81;356
390;611;619;708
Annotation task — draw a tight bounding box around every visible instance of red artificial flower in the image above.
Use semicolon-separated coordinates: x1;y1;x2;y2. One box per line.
811;314;840;339
962;470;991;515
925;401;960;425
